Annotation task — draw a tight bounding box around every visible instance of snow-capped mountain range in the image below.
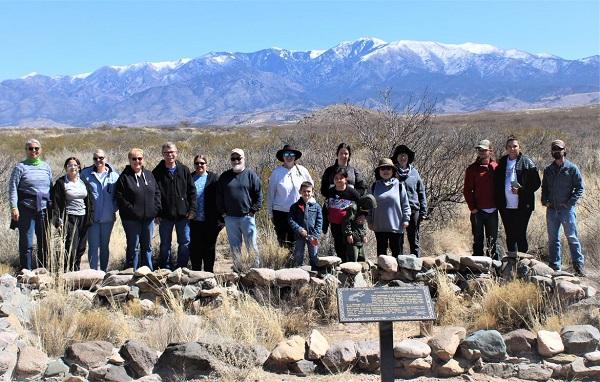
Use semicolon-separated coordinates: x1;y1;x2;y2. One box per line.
1;37;598;126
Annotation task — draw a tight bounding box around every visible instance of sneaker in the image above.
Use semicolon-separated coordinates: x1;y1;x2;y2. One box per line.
574;265;586;278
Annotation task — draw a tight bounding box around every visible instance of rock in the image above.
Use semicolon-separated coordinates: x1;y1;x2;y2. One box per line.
62;269;106;289
339;262;362;275
102;274;133;287
274;268;310;288
44;359;69;377
585;350;600;366
0;331;18;349
288;360;316;376
399;268;416;282
69;363;89;378
166;268;183;284
397;255;423;271
546;353;578;364
242;268;276;287
480;362;516;378
542;360;570;378
321;340;357;372
583;285;597;298
436;358;464;377
503;329;537;356
421;256;437;269
393;339;431;359
352;272;368;287
530;275;553;288
560;325;600;355
182;285;200;301
214;272;239;285
65;341;113;369
377;255;398;272
182;269;214;284
15;345;48;377
354;340;379;372
269;335;305;364
0;275;17;288
445;254;463;269
529;260;555;276
379;270;402;282
570;357;600;379
197;288;223;298
64;376;87;382
109;351;125;366
306;329;329;360
120;340;158;378
133;374;162;382
404;356;432;372
201;278;217;290
153;342;217;382
96;285;130;297
429;326;466;361
556;281;585;304
460;330;506;362
134;266;151;277
316;256;342;267
517;363;553;381
89;364;132;382
537;330;564;357
0;345;18;380
460;256;493;273
554;275;580;284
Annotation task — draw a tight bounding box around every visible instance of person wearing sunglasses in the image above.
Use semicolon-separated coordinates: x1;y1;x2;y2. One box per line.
115;148;161;270
9;139;53;270
189;154;223;272
267;144;313;249
80;149;120;271
216;148;263;272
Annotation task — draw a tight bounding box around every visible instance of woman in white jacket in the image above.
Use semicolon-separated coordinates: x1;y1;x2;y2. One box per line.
268;144;313;248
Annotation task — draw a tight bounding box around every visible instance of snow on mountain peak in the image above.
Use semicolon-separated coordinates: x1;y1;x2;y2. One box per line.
309;50;325;59
21;72;39;79
108;58;191;74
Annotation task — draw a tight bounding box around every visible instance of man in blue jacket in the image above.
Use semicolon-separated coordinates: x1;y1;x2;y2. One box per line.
541;139;585;276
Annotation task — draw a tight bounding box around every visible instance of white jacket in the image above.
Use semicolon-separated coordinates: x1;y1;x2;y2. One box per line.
267;164;314;216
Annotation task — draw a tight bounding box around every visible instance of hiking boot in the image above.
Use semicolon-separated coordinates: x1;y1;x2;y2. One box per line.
574;265;586;278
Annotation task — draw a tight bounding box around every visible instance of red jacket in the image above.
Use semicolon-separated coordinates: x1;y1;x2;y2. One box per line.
463;159;497;211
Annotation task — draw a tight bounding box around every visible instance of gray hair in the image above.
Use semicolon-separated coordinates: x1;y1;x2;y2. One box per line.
161;142;177;152
25;139;41;149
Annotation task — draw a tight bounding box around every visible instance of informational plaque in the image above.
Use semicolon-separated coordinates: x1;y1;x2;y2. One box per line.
337;286;436;323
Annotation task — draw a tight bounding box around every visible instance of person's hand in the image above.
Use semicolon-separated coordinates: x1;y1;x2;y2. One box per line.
470;209;478;214
10;208;19;222
300;229;308;238
511;187;519;195
346;235;354;245
186;212;195;220
154;217;161;224
402;222;409;229
363;236;368;244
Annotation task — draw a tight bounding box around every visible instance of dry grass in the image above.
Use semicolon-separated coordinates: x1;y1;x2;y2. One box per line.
434;271;469;326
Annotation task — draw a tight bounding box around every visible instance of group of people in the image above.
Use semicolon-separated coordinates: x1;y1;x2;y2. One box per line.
463;137;585;276
9;136;585;276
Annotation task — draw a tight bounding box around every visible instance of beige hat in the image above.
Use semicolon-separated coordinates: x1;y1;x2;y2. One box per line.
375;157;396;171
231;148;245;157
475;139;491;150
551;139;565;149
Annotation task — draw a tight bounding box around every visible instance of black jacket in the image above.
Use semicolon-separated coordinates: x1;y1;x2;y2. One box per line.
115;166;162;220
494;153;541;211
50;176;95;228
320;162;366;198
195;171;222;227
216;168;263;217
152;160;197;220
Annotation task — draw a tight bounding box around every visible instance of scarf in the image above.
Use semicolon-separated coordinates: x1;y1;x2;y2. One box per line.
397;166;410;182
23;158;42;166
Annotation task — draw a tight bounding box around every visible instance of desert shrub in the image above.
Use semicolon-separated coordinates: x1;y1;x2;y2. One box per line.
434;271;469;326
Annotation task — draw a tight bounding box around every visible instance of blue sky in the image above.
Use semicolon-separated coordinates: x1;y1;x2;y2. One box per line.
1;0;598;80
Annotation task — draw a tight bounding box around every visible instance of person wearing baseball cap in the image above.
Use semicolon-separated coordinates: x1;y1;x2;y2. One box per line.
216;148;263;271
541;139;585;276
463;139;501;260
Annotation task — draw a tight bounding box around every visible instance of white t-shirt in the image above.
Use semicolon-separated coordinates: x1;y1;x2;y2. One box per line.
504;158;519;209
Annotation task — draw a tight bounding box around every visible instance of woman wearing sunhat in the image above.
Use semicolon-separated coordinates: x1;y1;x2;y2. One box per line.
391;145;428;257
267;144;314;247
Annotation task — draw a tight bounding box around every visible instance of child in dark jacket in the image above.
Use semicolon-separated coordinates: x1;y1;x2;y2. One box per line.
288;182;323;268
343;194;377;262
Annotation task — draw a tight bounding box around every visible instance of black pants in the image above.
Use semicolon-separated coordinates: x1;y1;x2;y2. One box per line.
470;210;500;259
330;223;348;262
500;208;533;253
375;232;403;257
272;210;295;248
64;214;89;271
402;210;421;257
189;220;222;272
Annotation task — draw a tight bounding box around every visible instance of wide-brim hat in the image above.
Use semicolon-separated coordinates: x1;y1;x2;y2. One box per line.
374;157;397;172
276;144;302;161
391;144;415;164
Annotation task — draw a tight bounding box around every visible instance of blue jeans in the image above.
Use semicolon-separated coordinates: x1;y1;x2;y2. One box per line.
87;221;115;271
293;237;318;268
224;215;259;270
546;206;584;270
122;219;154;271
158;218;190;269
17;206;49;270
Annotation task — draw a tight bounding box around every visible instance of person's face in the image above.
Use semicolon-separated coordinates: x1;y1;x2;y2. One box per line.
379;166;394;180
283;151;296;166
551;146;565;160
300;186;313;202
230;154;244;169
26;143;41;159
129;152;144;171
337;148;350;165
396;153;409;168
334;174;347;189
477;148;491;161
162;146;178;166
65;159;79;175
93;151;106;167
194;157;207;175
506;140;520;159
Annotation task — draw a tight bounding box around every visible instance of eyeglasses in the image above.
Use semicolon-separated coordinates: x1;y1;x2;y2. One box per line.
194;161;206;166
230;156;242;162
66;164;79;169
551;147;564;151
130;157;143;161
380;166;394;171
93;156;105;161
477;148;489;152
27;147;41;152
283;152;296;158
163;150;177;155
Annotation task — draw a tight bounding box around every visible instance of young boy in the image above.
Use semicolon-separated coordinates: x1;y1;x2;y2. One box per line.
288;182;323;268
344;194;377;262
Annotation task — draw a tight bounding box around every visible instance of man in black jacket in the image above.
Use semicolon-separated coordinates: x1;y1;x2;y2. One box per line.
152;142;196;269
217;148;262;271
